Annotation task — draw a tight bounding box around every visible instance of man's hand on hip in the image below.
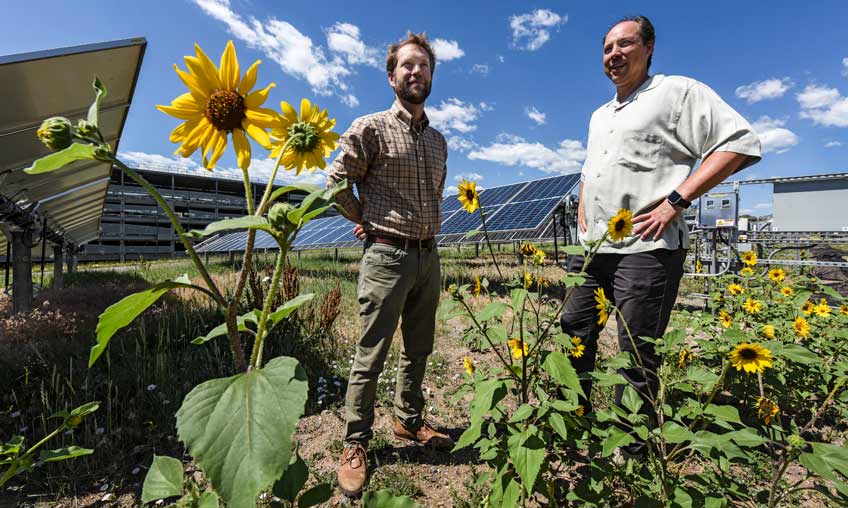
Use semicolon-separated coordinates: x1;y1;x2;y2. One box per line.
353;224;366;241
632;201;682;241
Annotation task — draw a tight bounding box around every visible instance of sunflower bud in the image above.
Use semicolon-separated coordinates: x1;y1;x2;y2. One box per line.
268;202;296;232
36;117;73;151
448;283;462;301
67;414;83;429
77;119;98;136
787;434;806;456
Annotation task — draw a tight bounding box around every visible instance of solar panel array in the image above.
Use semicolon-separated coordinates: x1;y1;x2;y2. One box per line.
196;173;580;253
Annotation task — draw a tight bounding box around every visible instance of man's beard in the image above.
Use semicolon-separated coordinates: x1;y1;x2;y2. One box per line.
394;80;431;105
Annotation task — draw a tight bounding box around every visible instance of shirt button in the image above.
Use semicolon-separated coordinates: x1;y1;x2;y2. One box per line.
609;129;614;134
602;150;608;155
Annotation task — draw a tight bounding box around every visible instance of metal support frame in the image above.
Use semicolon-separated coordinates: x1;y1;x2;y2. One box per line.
53;244;64;289
11;228;33;314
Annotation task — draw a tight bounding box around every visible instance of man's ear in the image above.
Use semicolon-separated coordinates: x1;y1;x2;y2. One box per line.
387;70;396;88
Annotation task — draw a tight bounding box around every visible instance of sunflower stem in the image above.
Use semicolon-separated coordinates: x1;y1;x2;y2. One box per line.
242;167;255;215
459;297;519;382
256;135;301;216
477;207;503;280
250;235;289;369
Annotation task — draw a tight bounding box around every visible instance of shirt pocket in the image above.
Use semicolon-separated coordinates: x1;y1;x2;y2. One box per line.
365;243;406;266
618;132;663;172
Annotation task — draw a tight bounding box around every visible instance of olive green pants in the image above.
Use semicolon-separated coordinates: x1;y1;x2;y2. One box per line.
343;242;441;444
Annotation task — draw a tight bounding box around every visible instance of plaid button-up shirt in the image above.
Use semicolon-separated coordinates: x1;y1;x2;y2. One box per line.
326;100;448;240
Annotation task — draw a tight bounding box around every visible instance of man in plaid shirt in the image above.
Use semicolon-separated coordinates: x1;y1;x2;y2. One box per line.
327;32;451;497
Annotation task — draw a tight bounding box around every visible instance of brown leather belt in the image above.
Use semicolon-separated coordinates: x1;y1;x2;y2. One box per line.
367;235;435;250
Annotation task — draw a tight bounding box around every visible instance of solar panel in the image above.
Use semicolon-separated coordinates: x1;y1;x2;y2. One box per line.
486;197;560;231
440;205;502;235
441;195;464;213
478;182;528;206
512;174;580;202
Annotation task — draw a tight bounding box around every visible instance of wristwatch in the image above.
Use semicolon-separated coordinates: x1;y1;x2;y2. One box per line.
667;190;692;209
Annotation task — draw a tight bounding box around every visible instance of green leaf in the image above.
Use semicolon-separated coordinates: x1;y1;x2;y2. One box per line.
510;289;528;314
297;484;332;508
543;352;584;397
24;143;98;174
289;180;347;227
189;216;272;238
658;421;693;444
87;76;107;127
591;371;628;387
704;404;742;424
508;426;546;495
800;442;848;496
549;413;569;440
793;289;813;307
362;489;422;508
725;428;767;448
198;491;220;508
509;404;535;423
621;386;643;414
561;274;587;288
454;379;507;450
477;301;508;322
266;294;315;329
562;245;586;256
37;446;94;463
90;275;195;367
70;401;100;417
465;228;481;239
779;344;819;365
601;427;635;457
268;184;322;204
176;357;309;508
487;324;509;344
686;366;720;389
273;448;308;502
193;313;255;345
141;455;184;504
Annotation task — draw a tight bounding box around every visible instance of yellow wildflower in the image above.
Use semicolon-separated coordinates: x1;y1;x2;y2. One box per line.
728;284;744;296
743;298;763;314
801;301;814;315
780;286;794;297
269;98;340;174
740;267;754;277
594;288;610;326
840;304;848;316
793;317;810;339
730;342;773;374
814;299;831;317
678;349;692;369
508;338;529;360
755;396;779;425
768;268;786;283
569;336;586;359
463;356;475;375
760;324;776;340
457;180;480;213
523;272;533;289
575;405;585;417
719;310;732;328
608;208;633;242
741;251;758;267
472;276;481;297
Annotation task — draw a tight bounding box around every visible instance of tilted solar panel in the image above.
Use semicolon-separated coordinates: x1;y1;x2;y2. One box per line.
512;174;580;203
485;197;561;231
477;182;528;206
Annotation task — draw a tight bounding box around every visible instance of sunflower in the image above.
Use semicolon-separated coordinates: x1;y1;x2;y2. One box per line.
728;284;744;296
793;317;810;339
760;324;776;340
755;396;779;425
695;259;703;273
719;310;732;329
523;272;533;289
508;338;529;360
840;304;848;316
472;276;482;297
158;41;278;170
768;268;786;283
743;298;763;314
740;267;754;277
569;336;586;359
801;301;814;316
463;356;475;375
814;299;831;317
780;286;794;297
575;405;585;417
607;208;633;242
741;251;758;267
457;180;480;213
594;288;610;326
678;349;692;369
269;98;340;174
532;247;546;265
730;342;773;374
519;242;537;257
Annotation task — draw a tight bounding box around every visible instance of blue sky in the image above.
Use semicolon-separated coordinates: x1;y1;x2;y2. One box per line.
6;0;848;215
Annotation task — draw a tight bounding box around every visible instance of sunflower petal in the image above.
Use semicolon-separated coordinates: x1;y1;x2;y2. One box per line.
173;64;211;97
239;60;260;95
280;101;298;124
243;120;272;149
299;98;312;121
157;102;203;121
184;55;219;94
245;107;280;128
244;83;275;109
220;40;239;91
193;44;223;90
232;128;251;170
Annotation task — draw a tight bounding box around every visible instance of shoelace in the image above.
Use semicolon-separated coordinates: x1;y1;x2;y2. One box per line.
343;444;366;467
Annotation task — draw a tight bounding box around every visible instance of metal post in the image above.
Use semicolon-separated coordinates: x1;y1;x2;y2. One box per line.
12;229;33;314
474;242;479;257
4;242;10;290
52;245;64;289
68;251;78;273
39;219;47;287
552;210;560;264
334;248;339;262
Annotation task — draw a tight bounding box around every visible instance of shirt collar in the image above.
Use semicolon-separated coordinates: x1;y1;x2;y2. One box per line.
391;99;430;131
606;74;665;110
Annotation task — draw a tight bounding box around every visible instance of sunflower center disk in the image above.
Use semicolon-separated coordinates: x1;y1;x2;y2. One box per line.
205;90;246;131
288;122;320;153
739;349;758;360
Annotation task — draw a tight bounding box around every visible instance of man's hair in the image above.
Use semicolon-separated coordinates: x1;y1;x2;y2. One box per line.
604;15;655;69
386;32;437;76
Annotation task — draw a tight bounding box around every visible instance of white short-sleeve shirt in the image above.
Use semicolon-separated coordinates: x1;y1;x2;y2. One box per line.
580;74;761;254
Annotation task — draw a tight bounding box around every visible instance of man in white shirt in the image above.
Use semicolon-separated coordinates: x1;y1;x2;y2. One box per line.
561;15;761;456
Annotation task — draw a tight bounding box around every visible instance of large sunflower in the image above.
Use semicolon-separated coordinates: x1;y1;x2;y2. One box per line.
158;41;277;170
742;298;763;314
457;180;480;213
793;316;810;339
269;98;340;174
780;286;794;297
594;288;610;326
608;208;633;242
814;299;831;317
730;342;773;374
728;283;744;296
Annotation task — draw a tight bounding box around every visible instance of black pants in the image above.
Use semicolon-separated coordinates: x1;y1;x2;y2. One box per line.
560;249;686;449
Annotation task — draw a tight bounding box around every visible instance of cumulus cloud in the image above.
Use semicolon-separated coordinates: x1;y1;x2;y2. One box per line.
471;64;490;75
751;116;799;154
447;136;478;152
843;57;848;77
825;140;843;148
444;185;459;196
525;106;546;125
454;172;483;182
431;38;464;61
797;84;848;127
509;9;566;51
735;78;792;103
428;99;491;134
468;136;585;174
191;0;379;106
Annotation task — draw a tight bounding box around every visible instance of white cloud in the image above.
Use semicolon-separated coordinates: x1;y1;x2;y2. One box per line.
431;38;464;61
525;106;546;125
447;136;478;152
444;185;458;196
509;9;566;51
469;137;585;174
824;140;843;148
119;150;326;186
454;172;483;182
751;116;799;154
735;78;792;103
842;57;848;77
753;202;772;210
497;55;505;63
471;64;490;75
326;22;380;67
797;84;848;127
428;98;487;134
478;102;495;111
495;133;525;144
192;0;375;106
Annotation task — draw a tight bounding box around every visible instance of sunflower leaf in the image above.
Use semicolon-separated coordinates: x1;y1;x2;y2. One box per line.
87;76;107;128
189;216;272;238
24;143;98;174
268;184;322;204
141;455;184;504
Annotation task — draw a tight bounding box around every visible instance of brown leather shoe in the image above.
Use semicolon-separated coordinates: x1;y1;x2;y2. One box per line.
337;443;367;497
393;419;454;449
